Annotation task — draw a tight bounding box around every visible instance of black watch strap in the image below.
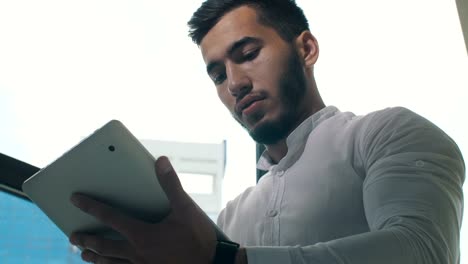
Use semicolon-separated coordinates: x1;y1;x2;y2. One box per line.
212;240;240;264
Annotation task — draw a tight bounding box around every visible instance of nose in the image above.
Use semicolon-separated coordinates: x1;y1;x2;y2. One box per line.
226;63;252;98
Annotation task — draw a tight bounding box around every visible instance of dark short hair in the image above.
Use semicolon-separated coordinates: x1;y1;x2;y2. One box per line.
188;0;310;45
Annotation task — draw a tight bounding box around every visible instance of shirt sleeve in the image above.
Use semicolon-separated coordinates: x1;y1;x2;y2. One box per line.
244;107;465;264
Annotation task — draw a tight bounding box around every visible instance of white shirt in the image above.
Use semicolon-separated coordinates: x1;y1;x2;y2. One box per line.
217;106;465;264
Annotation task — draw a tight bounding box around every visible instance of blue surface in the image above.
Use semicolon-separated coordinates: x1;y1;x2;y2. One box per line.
0;191;220;263
0;191;84;263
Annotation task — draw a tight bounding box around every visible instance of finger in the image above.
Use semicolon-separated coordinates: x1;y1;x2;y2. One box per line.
81;249;132;264
70;193;145;239
155;156;191;207
70;232;132;259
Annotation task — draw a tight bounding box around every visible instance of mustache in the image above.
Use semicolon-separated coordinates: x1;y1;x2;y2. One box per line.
234;91;268;114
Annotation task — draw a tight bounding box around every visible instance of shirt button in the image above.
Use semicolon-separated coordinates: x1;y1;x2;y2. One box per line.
267;210;278;217
277;170;285;177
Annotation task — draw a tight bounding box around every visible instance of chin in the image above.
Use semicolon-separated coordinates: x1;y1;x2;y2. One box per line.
248;120;289;145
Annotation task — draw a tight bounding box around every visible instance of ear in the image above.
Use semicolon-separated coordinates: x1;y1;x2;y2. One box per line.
294;31;319;68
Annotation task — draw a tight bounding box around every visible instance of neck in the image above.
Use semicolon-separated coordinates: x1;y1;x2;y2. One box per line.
265;78;325;164
264;140;288;164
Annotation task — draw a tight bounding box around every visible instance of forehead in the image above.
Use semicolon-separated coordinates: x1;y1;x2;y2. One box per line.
200;5;281;63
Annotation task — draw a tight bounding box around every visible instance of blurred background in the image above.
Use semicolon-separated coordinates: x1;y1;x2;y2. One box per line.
0;0;466;263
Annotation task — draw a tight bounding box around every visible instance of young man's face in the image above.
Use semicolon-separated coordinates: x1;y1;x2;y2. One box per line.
200;6;308;144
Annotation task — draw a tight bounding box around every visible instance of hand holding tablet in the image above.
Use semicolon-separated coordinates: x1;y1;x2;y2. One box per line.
69;156;223;263
21;120;233;263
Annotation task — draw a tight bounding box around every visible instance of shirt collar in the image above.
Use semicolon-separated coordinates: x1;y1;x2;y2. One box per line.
257;106;340;172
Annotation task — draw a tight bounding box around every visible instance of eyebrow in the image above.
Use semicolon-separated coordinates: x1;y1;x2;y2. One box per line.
206;36;262;75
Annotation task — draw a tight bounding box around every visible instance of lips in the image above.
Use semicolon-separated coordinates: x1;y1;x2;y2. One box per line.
235;94;266;116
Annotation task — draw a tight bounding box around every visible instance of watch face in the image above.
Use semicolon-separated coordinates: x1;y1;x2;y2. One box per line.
219;240;240;248
214;240;240;264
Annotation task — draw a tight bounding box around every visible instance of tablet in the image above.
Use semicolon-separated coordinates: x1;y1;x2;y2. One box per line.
22;120;171;240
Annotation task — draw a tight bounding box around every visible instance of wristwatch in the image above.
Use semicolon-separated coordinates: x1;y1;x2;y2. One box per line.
212;240;240;264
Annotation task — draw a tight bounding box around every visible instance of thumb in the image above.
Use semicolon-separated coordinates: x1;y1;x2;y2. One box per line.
155;156;190;208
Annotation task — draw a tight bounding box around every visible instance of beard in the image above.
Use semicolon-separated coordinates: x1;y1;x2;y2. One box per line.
234;48;307;145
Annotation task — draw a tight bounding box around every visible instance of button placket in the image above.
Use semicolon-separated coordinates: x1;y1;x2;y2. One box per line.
263;174;279;245
268;209;278;217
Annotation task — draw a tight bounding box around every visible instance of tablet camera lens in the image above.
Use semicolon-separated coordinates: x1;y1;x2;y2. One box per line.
108;145;115;152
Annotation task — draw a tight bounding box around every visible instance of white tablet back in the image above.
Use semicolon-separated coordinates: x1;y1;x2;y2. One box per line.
22;120;171;239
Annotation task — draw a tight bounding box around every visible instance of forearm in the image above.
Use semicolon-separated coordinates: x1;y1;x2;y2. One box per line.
243;223;451;264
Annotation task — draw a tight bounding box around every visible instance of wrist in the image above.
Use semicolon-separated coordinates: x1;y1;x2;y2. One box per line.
235;247;248;264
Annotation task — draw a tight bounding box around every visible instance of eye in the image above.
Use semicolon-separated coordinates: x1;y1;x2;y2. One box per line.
212;72;227;85
243;48;260;61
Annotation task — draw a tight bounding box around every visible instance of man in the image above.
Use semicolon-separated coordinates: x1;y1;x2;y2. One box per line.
69;0;465;263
